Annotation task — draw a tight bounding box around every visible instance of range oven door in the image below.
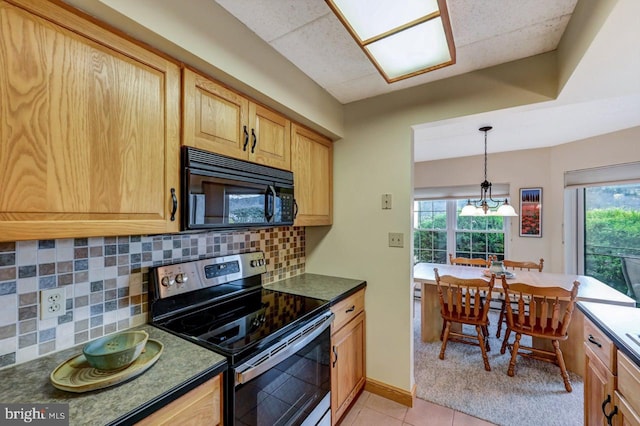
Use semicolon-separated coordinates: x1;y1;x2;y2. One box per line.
231;312;334;426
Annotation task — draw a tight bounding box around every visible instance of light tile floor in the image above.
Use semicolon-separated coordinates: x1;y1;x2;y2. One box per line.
338;391;496;426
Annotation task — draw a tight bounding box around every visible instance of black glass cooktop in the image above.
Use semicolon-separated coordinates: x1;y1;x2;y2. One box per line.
155;288;328;362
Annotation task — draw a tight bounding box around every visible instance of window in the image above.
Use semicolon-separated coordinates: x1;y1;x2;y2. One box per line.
577;183;640;301
414;200;447;263
414;199;507;264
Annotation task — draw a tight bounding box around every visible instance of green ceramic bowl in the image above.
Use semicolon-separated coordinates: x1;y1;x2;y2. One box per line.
83;330;149;370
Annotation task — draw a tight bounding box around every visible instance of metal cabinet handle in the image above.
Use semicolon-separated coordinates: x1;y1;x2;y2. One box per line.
251;128;257;153
605;406;618;426
332;346;338;368
243;126;249;151
602;394;611;417
601;394;618;426
170;188;177;222
588;334;602;348
346;305;356;313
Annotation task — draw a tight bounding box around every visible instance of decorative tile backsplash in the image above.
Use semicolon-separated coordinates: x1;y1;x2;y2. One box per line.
0;227;305;369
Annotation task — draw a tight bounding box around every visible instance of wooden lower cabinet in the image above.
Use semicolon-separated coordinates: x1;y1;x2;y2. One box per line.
585;344;616;426
584;316;640;426
584;317;617;426
136;375;222;426
330;289;366;425
614;352;640;426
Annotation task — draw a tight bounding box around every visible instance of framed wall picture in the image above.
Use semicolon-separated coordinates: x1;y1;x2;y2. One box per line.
519;188;542;237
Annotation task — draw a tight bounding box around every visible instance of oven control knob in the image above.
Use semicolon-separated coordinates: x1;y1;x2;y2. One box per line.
161;276;175;287
175;274;188;285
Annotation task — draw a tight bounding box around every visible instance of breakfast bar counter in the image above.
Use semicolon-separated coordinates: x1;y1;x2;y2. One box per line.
414;262;636;377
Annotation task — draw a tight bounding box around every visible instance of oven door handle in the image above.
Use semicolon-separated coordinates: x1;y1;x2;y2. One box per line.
235;312;334;385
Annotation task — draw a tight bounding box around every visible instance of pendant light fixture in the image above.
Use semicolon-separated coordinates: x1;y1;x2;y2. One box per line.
459;126;518;217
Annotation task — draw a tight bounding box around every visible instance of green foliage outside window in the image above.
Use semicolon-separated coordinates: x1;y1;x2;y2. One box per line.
585;208;640;297
414;200;506;264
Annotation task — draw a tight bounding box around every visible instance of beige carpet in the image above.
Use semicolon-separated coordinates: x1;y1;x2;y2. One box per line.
413;300;583;426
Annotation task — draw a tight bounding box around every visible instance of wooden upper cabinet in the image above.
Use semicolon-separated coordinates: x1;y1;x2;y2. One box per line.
0;0;181;242
183;68;249;160
291;124;333;226
183;68;291;170
249;103;291;170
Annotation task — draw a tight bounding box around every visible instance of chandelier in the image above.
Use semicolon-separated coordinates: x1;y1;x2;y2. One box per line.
460;126;518;217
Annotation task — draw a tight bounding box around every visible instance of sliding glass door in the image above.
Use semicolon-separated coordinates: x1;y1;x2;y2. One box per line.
578;183;640;302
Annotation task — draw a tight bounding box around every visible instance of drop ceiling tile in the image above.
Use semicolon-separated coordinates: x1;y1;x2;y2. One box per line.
215;0;330;42
462;15;572;67
270;13;376;88
449;0;578;47
325;72;393;104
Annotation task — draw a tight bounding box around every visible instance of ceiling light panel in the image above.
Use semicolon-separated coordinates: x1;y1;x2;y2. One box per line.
330;0;440;41
366;18;451;80
326;0;455;83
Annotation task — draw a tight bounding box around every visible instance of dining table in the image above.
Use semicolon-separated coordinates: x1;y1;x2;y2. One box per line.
413;262;636;377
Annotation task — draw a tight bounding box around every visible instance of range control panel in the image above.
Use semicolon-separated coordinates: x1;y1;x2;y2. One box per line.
153;251;267;299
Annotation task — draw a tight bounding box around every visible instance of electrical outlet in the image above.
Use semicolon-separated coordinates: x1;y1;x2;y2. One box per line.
388;232;404;248
40;288;65;320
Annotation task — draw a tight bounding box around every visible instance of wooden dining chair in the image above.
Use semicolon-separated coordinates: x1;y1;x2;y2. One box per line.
448;254;492;268
495;258;544;338
435;268;495;371
499;277;580;392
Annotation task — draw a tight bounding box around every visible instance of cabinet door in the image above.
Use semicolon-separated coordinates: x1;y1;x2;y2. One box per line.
585;345;616;426
291;124;333;226
614;391;640;426
183;68;249;160
136;375;222;426
0;0;180;241
331;311;365;425
248;103;291;170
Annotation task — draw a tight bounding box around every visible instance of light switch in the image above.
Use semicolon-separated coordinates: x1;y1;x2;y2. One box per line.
382;194;392;209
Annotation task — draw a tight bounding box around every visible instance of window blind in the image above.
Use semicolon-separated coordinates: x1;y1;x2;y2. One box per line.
564;162;640;188
414;184;510;201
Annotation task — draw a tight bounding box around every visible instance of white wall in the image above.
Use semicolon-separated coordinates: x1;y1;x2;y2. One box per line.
414;126;640;273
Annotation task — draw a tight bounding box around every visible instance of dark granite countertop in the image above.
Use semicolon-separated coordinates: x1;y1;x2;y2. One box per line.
263;273;366;303
0;324;226;425
578;301;640;367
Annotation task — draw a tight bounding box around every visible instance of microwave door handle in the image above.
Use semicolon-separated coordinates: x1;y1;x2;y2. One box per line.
265;185;275;222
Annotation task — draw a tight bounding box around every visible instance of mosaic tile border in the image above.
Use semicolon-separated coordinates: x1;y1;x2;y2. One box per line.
0;227;305;369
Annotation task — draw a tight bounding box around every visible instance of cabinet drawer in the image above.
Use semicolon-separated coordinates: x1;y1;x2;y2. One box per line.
331;289;365;332
584;319;616;372
618;351;640;416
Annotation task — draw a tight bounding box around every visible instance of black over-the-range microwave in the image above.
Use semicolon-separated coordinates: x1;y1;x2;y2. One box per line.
182;146;296;230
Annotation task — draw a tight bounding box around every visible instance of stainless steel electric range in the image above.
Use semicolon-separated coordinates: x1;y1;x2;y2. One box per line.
149;251;333;426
